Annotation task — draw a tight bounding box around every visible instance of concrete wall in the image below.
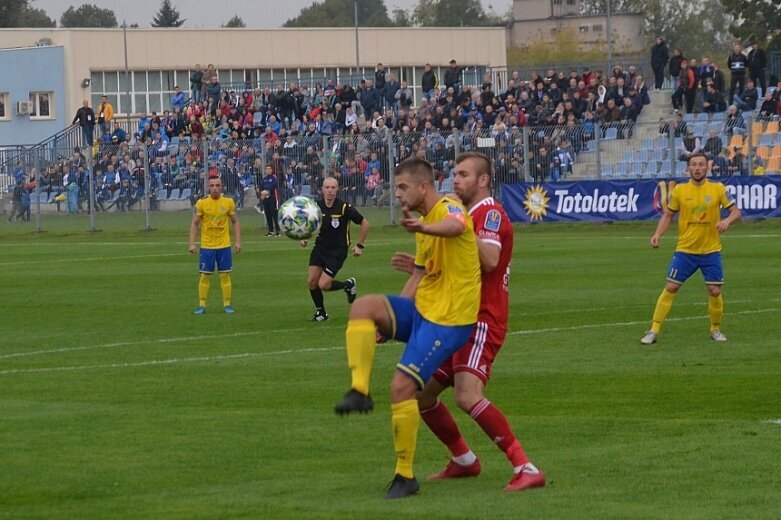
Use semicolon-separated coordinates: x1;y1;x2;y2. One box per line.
0;45;66;146
511;14;645;54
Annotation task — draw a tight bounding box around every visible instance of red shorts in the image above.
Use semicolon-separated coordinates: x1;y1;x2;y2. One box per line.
433;321;506;386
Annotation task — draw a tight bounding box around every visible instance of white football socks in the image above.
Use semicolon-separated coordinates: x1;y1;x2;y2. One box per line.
452;450;477;466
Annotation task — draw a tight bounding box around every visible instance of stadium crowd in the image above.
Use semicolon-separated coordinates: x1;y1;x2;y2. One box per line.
7;49;781;219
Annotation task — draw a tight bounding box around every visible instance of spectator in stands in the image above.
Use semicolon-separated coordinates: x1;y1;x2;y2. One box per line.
7;181;23;222
710;148;730;176
679;128;702;161
421;63;438;101
97;95;114;136
669;48;685;89
374;63;387;95
672;112;688;137
620;96;640;138
758;91;776;120
111;122;126;143
702;84;727;114
190;64;203;103
384;73;400;112
19;183;31;222
360;80;380;120
727;42;748;105
698;58;715;102
444;59;465;91
533;147;551;182
703;129;723;159
672;60;696;113
747;41;767;94
72;100;96;147
172;86;186;111
728;147;747;176
734;79;758;111
206;76;222;106
724;105;746;136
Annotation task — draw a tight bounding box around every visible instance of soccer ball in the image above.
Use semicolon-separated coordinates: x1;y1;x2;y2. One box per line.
278;196;322;240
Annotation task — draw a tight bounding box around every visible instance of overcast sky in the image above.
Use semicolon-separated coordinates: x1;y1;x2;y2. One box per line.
33;0;512;28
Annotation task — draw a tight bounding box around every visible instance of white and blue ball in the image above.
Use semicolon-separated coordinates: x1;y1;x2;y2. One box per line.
278;196;322;240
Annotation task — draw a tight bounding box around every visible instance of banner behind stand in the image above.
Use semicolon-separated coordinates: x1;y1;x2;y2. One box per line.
502;176;781;223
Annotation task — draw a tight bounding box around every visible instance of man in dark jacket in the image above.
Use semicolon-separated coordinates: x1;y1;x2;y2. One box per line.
421;63;438;100
650;36;669;90
747;41;767;94
360;80;380;121
444;59;465;91
72;100;96;147
726;43;748;105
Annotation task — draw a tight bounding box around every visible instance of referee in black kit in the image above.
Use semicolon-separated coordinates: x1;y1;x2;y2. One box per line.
301;176;370;322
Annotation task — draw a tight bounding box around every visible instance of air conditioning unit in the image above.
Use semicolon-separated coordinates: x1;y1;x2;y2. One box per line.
16;101;30;115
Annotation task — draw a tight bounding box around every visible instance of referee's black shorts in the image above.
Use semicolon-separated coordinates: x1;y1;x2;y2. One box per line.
309;246;348;278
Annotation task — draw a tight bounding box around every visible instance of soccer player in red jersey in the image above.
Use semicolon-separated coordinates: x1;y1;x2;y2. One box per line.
392;152;545;492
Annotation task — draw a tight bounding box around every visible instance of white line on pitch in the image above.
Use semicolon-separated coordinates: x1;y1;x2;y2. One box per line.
0;252;183;267
508;308;779;336
1;307;778;376
514;299;757;317
0;347;343;376
0;326;338;360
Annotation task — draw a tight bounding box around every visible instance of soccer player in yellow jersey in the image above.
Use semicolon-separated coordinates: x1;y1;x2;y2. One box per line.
188;176;242;315
333;158;481;499
641;153;741;344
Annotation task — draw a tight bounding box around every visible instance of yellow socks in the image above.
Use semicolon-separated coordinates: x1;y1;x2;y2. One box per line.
391;399;419;479
345;319;376;395
220;273;232;307
651;289;677;334
709;294;723;332
198;274;211;307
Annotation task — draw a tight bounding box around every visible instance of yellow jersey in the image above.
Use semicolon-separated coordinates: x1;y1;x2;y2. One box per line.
413;196;481;326
195;195;235;249
668;180;734;254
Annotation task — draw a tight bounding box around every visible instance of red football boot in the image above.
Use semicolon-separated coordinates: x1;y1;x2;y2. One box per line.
427;458;481;480
504;469;546;492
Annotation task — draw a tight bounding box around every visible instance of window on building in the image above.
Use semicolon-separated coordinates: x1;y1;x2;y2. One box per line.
592;24;603;32
553;0;562;4
0;92;8;120
29;92;53;119
579;26;589;33
567;0;576;4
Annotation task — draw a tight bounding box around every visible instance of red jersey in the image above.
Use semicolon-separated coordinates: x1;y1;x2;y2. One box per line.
469;196;513;335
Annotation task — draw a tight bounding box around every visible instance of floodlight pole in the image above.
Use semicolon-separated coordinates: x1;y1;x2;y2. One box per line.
606;0;613;73
354;1;360;78
123;20;131;130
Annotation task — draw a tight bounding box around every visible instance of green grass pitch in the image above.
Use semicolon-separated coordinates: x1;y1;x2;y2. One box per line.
1;210;780;519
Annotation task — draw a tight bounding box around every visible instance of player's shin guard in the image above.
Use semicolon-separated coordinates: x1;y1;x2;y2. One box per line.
198;274;211;307
420;399;469;457
219;273;232;307
651;289;677;334
392;399;420;479
708;294;723;331
470;399;529;467
345;319;376;395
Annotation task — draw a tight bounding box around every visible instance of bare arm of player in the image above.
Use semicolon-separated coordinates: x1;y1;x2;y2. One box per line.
391;252;415;274
400;208;465;237
352;218;371;256
716;204;741;233
188;213;202;253
650;209;675;248
477;239;501;272
230;213;241;253
400;266;424;300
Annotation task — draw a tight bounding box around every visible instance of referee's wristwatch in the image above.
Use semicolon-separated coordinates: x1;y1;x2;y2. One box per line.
356;243;365;249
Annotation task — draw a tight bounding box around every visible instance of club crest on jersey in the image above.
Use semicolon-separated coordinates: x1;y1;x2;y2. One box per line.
704;196;712;203
331;219;340;229
484;209;501;232
445;204;464;215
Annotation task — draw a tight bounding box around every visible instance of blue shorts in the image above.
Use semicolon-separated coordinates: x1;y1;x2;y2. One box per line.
199;247;232;273
666;251;724;285
383;295;474;389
